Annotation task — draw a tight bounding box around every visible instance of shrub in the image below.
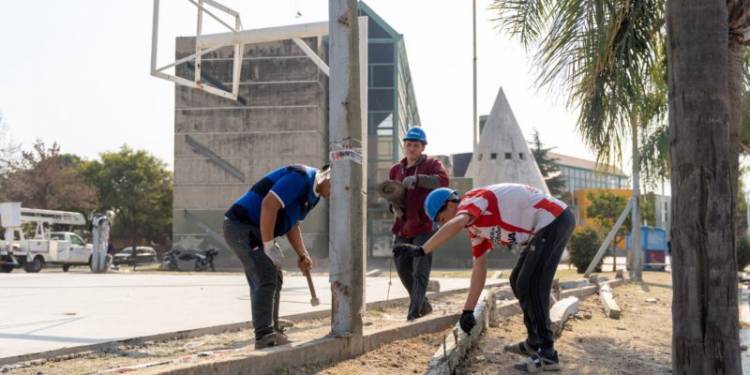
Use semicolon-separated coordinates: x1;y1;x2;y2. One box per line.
569;226;601;274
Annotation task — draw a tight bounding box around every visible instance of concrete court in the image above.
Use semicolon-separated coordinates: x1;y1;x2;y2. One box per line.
0;270;500;359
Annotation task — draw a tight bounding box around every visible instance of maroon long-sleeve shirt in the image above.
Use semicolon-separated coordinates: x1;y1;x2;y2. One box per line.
389;155;450;238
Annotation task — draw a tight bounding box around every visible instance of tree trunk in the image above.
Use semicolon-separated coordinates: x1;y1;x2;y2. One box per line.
729;40;745;237
631;121;642;282
667;0;741;373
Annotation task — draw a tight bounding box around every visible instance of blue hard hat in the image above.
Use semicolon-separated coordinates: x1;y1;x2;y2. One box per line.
424;188;459;222
403;127;427;144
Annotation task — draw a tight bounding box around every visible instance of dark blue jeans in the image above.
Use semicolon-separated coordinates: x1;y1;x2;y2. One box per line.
223;219;282;340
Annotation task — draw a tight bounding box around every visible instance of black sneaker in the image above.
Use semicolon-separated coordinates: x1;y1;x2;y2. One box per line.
513;351;561;373
420;301;433;317
254;331;291;349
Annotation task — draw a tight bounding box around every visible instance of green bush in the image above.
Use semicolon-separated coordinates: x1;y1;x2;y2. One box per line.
738;236;750;271
569;226;602;274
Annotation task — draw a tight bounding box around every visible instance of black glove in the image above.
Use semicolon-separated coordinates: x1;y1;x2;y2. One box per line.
459;310;476;334
393;243;426;257
389;204;404;218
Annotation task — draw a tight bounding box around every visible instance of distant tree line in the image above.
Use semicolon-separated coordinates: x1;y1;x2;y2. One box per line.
0;116;172;251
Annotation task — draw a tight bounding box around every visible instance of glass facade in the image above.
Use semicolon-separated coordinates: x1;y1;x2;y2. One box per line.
558;165;629;192
359;3;421;257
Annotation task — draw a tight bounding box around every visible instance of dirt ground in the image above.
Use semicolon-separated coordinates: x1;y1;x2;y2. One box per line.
457;272;673;374
282;330;450;375
5;290;467;375
6;270;671;375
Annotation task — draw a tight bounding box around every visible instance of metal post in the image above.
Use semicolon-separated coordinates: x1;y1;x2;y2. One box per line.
358;15;368;283
150;0;160;73
630;124;642;281
231;15;243;98
472;0;478;151
328;0;364;339
195;0;203;83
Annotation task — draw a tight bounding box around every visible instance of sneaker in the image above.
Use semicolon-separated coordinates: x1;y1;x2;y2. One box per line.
503;341;536;356
254;331;291;349
513;351;561;373
420;301;433;317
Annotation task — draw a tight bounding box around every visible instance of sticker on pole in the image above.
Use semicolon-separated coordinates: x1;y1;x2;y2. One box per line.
330;138;363;165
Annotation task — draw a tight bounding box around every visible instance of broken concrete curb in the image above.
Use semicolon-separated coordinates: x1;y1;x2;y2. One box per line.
550;297;580;336
426;290;495;375
0;280;509;367
598;283;622;319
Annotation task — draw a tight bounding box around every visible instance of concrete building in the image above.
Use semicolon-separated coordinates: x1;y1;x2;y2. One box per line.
172;3;421;267
172;36;329;268
465;87;549;193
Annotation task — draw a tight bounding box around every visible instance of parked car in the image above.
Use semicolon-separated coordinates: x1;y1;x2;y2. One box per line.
112;246;159;266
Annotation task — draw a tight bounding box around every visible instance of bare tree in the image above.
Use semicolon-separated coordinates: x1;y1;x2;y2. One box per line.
0;112;19;172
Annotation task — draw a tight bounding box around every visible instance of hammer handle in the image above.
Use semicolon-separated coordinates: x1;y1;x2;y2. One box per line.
305;271;318;300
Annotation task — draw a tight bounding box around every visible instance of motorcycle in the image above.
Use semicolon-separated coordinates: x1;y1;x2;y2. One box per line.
162;248;219;271
202;248;219;271
162;249;180;271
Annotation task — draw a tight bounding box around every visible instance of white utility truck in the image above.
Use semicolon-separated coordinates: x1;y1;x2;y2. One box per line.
0;202;93;273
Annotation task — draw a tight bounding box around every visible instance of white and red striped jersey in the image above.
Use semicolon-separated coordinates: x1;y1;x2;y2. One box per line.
456;183;568;258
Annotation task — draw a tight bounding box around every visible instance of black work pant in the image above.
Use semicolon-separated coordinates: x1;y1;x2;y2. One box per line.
393;232;434;320
509;208;575;353
223;219;283;340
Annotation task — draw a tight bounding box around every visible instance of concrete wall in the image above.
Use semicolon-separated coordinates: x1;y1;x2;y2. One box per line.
173;37;329;269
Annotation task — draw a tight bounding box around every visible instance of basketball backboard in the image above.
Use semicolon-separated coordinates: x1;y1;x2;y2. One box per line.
150;0;331;102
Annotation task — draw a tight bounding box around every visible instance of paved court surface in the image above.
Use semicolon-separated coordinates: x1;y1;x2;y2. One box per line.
0;270;495;359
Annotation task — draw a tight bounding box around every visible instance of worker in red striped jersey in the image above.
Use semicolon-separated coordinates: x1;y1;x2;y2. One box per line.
394;183;574;373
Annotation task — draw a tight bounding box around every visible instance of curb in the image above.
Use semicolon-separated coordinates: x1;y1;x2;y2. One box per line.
0;279;508;367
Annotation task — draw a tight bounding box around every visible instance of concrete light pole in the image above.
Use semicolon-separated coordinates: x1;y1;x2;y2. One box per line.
328;0;366;340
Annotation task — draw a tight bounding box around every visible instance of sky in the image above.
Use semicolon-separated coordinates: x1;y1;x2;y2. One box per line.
0;1;613;172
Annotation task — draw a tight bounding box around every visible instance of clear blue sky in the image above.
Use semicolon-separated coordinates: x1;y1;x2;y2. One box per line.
0;0;600;170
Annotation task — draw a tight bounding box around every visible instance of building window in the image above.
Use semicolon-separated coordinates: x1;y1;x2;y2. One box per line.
505;152;512;159
491;153;497;160
519;153;524;160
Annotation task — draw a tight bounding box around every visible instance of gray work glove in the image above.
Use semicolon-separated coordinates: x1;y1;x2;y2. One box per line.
393;243;426;257
402;175;418;190
403;175;442;190
416;175;442;189
263;241;284;268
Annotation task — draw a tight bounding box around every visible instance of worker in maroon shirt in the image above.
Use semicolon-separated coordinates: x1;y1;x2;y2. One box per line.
388;127;450;321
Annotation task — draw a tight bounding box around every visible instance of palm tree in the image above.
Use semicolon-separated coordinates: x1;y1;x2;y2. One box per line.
491;0;665;280
492;0;750;371
667;1;742;372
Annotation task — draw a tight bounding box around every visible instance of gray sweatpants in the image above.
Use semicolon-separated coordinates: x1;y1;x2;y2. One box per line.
393;231;434;320
223;219;283;340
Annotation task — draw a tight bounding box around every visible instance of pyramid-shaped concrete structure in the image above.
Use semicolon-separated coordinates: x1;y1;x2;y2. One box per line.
466;87;549;194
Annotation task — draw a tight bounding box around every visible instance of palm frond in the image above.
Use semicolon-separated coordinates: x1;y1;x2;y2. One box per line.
491;0;666;168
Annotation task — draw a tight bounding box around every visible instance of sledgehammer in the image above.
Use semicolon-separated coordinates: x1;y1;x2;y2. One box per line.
304;270;320;306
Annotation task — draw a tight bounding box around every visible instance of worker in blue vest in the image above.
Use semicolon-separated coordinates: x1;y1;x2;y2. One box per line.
223;164;331;349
